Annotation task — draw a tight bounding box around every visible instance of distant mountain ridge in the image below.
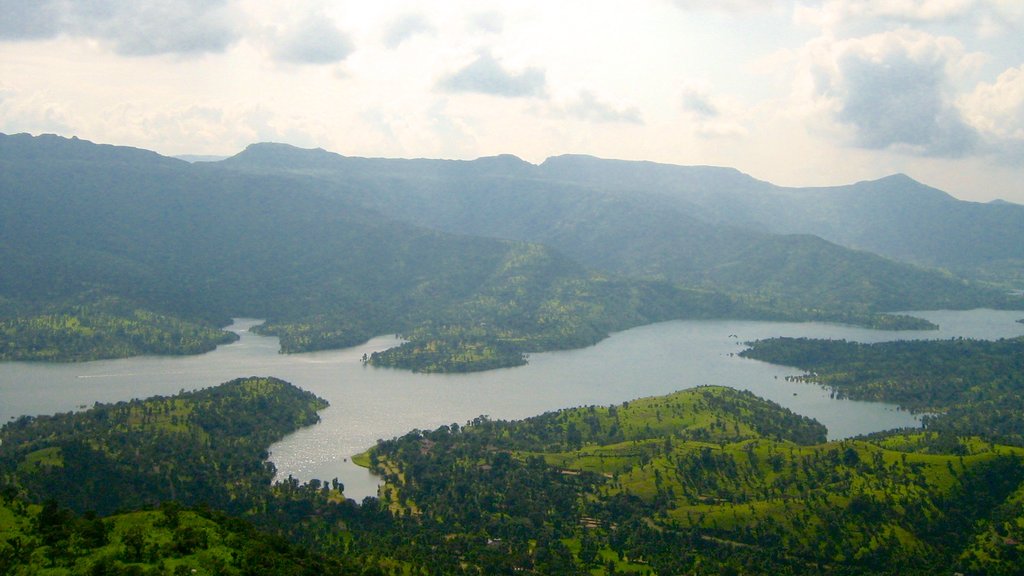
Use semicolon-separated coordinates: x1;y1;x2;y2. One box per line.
219;140;1013;312
223;141;1024;286
0;132;758;369
1;132;1019;368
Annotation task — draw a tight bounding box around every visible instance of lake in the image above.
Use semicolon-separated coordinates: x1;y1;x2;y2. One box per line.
1;309;1022;500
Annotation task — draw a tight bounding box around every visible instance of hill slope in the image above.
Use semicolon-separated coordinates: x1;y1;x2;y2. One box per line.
220;142;1013;315
0;133;741;369
365;386;1024;574
534;155;1024;286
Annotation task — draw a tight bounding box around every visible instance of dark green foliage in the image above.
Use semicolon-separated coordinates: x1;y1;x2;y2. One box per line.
4;377;1024;574
0;493;360;575
4;133;1015;370
0;377;326;514
0;133;754;371
221;141;1017;315
0;296;237;361
358;387;1024;575
741;336;1024;444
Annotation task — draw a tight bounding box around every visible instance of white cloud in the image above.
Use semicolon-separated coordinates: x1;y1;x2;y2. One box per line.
804;29;979;156
796;0;1024;35
382;13;435;49
468;11;504;33
682;88;720;118
963;64;1024;138
681;86;748;138
270;12;354;65
0;84;74;135
671;0;777;12
961;64;1024;158
90;102;333;155
0;0;245;56
438;52;547;98
555;91;643;124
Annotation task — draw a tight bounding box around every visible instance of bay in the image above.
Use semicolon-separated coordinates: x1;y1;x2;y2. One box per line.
1;310;1022;501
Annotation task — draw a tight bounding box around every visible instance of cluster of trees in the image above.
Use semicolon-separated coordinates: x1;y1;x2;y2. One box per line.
0;297;237;362
361;389;1024;574
0;494;362;575
741;336;1024;445
3;377;1024;574
0;377;325;514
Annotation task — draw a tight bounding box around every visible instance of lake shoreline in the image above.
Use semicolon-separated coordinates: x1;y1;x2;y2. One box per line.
4;310;1023;502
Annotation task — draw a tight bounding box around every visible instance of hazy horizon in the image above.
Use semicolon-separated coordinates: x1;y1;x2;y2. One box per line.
3;1;1023;203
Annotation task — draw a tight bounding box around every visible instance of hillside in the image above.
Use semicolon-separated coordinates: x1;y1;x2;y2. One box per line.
741;335;1024;445
220;142;1014;315
532;156;1024;287
0;378;391;574
0;377;326;515
363;386;1024;574
2;133;1019;370
0;133;739;370
3;377;1024;574
0;499;355;575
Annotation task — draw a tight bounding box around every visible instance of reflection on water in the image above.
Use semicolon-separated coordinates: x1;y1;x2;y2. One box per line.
1;310;1022;501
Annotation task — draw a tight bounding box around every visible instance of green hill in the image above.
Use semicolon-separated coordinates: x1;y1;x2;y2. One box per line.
364;386;1024;574
0;377;325;515
741;335;1024;445
0;498;356;576
3;133;1018;370
220;142;1015;316
0;133;740;370
4;377;1024;574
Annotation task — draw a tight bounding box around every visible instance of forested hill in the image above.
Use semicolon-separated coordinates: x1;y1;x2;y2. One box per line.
220;141;1014;313
1;133;1018;369
0;132;750;369
0;376;326;515
362;386;1024;574
221;144;1024;288
6;380;1024;574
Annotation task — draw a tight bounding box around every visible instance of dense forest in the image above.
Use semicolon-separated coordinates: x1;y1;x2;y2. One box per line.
3;377;1024;575
0;297;237;362
0;377;325;515
741;336;1024;445
2;133;1017;371
225;144;1024;289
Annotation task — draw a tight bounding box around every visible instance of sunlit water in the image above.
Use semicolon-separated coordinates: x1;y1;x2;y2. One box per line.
1;310;1021;501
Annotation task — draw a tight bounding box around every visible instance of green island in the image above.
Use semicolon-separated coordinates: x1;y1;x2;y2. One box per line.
4;368;1024;575
741;336;1024;445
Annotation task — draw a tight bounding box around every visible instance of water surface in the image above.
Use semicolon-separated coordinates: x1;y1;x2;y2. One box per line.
1;310;1021;500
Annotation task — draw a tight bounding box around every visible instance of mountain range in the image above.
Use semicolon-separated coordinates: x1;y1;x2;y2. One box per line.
1;132;1020;369
222;142;1024;287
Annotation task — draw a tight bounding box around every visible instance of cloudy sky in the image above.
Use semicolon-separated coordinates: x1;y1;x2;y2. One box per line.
2;1;1023;202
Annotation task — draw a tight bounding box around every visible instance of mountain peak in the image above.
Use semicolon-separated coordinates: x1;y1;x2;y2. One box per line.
0;132;181;167
223;142;347;169
853;173;955;203
467;154;535;175
873;173;917;185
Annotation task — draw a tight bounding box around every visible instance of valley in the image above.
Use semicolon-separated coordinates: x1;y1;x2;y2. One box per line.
2;133;1024;574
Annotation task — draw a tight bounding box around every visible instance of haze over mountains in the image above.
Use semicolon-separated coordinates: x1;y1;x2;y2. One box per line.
1;132;1020;369
225;141;1024;287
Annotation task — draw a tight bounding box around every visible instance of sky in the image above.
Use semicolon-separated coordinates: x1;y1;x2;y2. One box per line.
2;0;1023;203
